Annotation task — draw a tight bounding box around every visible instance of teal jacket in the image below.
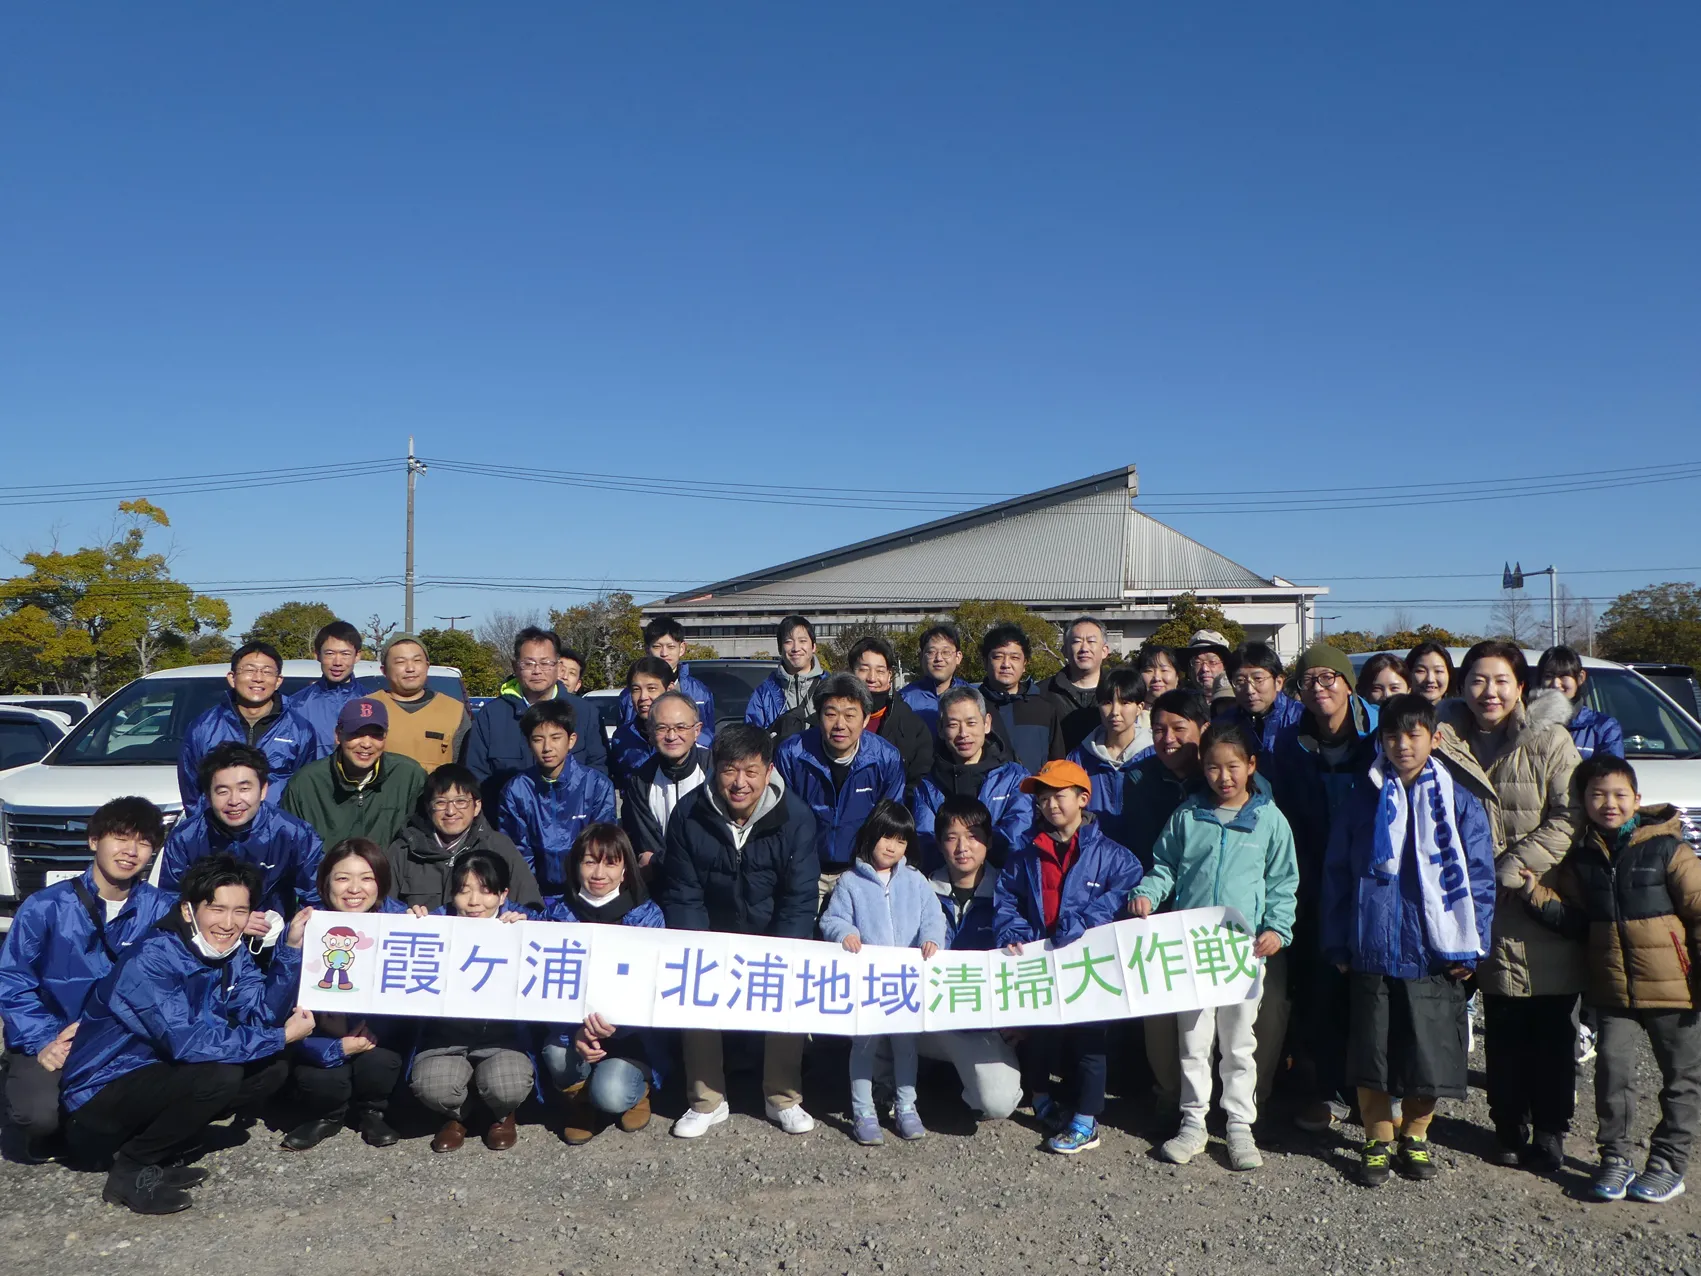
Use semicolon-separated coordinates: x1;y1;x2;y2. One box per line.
1131;776;1300;944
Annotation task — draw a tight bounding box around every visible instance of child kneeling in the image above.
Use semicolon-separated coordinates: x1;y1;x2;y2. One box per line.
1521;755;1701;1204
819;800;946;1144
1132;723;1297;1171
1322;694;1497;1186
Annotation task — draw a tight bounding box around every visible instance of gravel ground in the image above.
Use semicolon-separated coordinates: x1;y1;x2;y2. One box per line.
4;1030;1698;1276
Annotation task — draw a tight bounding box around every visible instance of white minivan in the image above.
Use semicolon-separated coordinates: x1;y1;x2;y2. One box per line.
0;659;463;924
1350;650;1701;847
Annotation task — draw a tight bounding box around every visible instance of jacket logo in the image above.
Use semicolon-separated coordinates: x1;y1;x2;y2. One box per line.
853;786;872;795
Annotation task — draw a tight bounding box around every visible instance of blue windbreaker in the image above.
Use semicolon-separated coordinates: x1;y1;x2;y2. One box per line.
463;685;610;809
607;722;655;791
1068;734;1158;863
60;916;302;1111
615;668;718;740
1567;703;1625;761
285;675;379;761
744;664;827;731
0;874;175;1056
910;760;1032;872
993;819;1143;949
541;895;670;1088
158;803;324;919
929;869;998;950
1215;692;1304;761
177;696;318;811
775;728;906;871
497;760;619;900
1321;769;1498;977
897;677;969;736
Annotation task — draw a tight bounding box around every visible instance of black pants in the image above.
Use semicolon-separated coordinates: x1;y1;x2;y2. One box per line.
1022;1023;1110;1119
291;1048;403;1121
1484;993;1578;1139
3;1051;63;1141
66;1057;287;1167
1291;945;1352;1102
1347;973;1470;1100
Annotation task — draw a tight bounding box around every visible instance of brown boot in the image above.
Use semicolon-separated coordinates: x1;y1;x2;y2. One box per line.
618;1084;652;1133
483;1113;518;1151
431;1119;467;1153
561;1081;600;1146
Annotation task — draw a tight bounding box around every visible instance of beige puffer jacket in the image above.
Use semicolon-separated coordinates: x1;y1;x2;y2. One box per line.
1437;689;1584;997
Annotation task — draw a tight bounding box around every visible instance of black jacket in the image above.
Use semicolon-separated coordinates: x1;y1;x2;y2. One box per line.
384;812;544;911
659;784;819;939
978;679;1065;776
1039;671;1102;754
871;692;934;790
621;746;711;863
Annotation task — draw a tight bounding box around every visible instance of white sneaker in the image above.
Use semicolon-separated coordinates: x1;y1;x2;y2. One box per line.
764;1100;815;1135
671;1102;730;1139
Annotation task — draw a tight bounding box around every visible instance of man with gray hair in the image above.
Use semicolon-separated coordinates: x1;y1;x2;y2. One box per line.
1041;616;1112;752
775;673;906;910
908;685;1032;870
621;689;710;871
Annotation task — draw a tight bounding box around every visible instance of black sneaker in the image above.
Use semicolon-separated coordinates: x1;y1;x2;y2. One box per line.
280;1118;342;1152
1398;1137;1439;1181
358;1109;399;1148
1490;1126;1529;1167
103;1163;193;1215
1521;1130;1565;1175
1359;1140;1393;1187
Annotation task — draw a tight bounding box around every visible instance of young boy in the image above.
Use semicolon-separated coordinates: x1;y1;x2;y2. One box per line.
1520;755;1701;1204
0;798;176;1162
498;699;617;903
994;760;1142;1155
1067;667;1152;853
1133;722;1298;1171
1322;694;1498;1187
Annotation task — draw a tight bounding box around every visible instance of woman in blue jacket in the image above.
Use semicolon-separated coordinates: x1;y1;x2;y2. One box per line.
278;838;412;1153
542;824;669;1145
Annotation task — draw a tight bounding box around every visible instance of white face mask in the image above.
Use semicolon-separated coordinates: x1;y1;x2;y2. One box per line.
187;914;242;960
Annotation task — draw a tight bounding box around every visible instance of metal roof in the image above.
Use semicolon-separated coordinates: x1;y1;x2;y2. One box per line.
663;464;1296;608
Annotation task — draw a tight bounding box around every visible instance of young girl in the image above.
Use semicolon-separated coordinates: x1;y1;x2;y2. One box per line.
542;824;667;1145
819;800;947;1145
408;851;538;1154
1356;653;1411;706
1537;644;1625;761
1132;723;1299;1172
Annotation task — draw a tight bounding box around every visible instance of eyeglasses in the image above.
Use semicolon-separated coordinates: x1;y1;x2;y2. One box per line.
1300;670;1342;690
430;797;476;812
517;659;559;672
1231;672;1273;689
233;664;280;678
653;723;699;738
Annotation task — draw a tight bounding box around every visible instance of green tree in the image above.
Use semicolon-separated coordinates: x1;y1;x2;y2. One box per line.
550;592;645;692
820;621;899;673
1318;630;1379;655
1145;593;1247;654
1597;583;1701;666
243;600;340;660
951;600;1064;683
1374;623;1479;655
417;627;504;696
0;500;230;694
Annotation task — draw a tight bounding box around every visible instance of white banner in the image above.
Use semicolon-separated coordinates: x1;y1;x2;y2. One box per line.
297;907;1262;1034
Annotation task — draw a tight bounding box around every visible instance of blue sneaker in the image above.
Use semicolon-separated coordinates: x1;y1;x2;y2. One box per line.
1592;1155;1636;1201
1628;1158;1686;1204
851;1116;883;1146
1045;1119;1100;1156
894;1109;927;1141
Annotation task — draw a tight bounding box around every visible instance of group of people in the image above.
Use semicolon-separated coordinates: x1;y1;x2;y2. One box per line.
2;613;1698;1216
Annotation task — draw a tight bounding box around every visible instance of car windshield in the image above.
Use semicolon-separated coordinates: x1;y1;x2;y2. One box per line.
50;676;314;766
0;717;59;770
687;664;774;727
1585;668;1701;760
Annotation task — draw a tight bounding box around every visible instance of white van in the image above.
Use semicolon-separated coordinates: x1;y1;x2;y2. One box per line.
1350;650;1701;847
0;660;463;923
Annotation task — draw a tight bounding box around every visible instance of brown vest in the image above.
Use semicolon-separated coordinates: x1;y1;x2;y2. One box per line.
369;690;465;774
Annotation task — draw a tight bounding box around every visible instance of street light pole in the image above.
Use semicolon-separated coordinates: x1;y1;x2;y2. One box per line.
405;438;428;632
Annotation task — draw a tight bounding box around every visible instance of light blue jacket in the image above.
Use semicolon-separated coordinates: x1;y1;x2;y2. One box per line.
819;859;947;950
1133;776;1300;945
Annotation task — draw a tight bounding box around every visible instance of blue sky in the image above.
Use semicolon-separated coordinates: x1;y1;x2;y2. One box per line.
4;4;1697;640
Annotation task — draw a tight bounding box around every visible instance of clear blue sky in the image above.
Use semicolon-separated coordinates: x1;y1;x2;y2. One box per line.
4;4;1697;640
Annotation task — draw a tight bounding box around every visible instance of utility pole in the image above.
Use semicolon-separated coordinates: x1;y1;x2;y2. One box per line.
405;437;427;632
436;615;471;630
1501;561;1560;649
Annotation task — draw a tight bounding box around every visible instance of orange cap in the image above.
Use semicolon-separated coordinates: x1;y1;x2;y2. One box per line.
1018;759;1092;797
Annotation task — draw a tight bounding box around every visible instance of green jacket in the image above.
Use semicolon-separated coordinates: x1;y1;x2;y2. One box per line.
280;752;427;850
1132;777;1300;944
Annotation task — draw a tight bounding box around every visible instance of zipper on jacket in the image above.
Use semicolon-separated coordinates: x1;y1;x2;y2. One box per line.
1603;846;1636;1010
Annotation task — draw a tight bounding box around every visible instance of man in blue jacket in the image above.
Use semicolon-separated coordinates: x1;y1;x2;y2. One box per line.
177;641;316;811
1268;641;1381;1134
463;626;608;809
774;673;905;910
660;725;819;1139
910;686;1032;871
61;855;316;1214
0;798;175;1162
898;621;970;736
497;698;617;903
607;656;676;789
159;742;323;931
1218;642;1304;763
744;615;827;732
285;620;375;760
612;616;717;741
